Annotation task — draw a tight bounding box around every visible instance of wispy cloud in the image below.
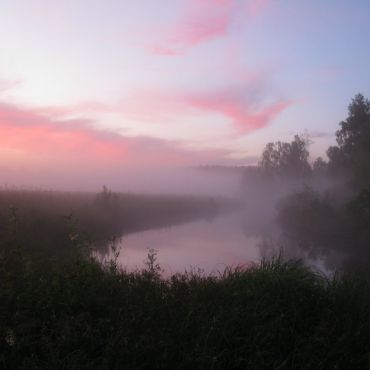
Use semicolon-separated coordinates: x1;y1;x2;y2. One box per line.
184;87;292;134
87;83;292;136
146;0;271;56
147;0;235;56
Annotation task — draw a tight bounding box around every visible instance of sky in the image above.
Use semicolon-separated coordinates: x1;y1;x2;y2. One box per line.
0;0;370;189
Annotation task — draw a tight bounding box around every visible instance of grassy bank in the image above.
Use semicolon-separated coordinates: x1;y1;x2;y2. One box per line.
1;245;370;369
0;188;235;260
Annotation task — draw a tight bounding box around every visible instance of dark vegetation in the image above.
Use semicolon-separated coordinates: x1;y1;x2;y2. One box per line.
2;245;370;369
244;94;370;272
1;94;370;368
0;188;234;261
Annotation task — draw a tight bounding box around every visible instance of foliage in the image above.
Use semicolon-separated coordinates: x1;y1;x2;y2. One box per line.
327;94;370;187
1;244;370;369
312;156;328;176
275;186;370;271
277;187;339;250
259;134;312;180
267;94;370;271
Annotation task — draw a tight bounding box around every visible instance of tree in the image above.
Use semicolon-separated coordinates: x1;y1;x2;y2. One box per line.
311;157;329;182
313;157;327;174
259;135;312;180
327;94;370;187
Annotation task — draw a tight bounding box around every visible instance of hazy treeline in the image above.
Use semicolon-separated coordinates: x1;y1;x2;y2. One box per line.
244;94;370;271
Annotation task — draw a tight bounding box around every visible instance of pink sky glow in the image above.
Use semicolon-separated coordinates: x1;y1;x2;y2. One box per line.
1;0;369;188
0;101;238;171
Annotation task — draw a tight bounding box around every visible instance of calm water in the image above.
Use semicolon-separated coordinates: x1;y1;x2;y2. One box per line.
114;212;261;275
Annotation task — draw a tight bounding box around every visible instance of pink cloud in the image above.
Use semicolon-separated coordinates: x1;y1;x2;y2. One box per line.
148;0;235;55
102;85;292;135
184;89;292;134
66;86;291;136
146;0;271;56
0;101;235;172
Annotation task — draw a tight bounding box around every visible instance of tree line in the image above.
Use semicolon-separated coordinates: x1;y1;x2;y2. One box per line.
254;94;370;271
259;93;370;190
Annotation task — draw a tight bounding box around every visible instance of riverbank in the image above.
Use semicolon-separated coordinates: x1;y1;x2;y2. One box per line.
0;188;236;260
1;247;370;369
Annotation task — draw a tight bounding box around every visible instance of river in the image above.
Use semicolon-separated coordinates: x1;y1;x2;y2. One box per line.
114;212;261;275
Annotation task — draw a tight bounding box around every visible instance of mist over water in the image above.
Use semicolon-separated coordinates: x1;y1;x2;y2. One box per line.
0;157;366;275
112;211;261;275
114;167;243;196
83;166;333;274
1;96;370;275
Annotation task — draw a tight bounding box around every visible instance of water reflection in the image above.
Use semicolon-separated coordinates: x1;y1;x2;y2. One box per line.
115;212;261;275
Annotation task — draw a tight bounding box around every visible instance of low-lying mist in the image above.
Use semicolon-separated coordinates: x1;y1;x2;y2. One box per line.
1;94;370;274
2;166;243;197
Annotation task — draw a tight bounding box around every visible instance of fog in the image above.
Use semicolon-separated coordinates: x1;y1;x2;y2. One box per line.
1;95;370;273
1;166;243;197
0;149;367;274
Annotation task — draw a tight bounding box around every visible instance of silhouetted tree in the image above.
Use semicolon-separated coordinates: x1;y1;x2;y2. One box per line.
259;135;312;180
312;156;328;177
327;94;370;187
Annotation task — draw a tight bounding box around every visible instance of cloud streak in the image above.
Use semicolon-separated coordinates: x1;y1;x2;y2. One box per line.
184;87;292;134
148;0;235;55
97;84;292;135
146;0;271;56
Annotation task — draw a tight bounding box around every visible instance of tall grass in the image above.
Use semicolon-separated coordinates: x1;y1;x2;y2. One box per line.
1;241;370;369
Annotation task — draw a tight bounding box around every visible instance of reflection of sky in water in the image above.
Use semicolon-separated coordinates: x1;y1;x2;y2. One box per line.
115;213;261;275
